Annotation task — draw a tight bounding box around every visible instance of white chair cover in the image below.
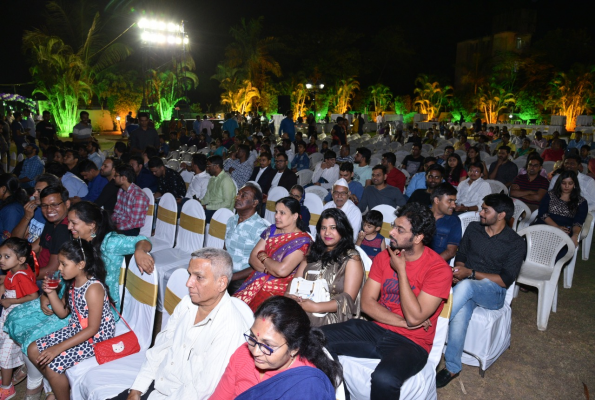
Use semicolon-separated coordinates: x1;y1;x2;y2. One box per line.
542;161;556;173
265;186;289;225
69;256;158;400
371;205;397;246
339;290;453;400
139;187;155;238
150;193;177;252
354;245;372;278
161;268;189;330
204;208;234;249
456;283;516;376
458;211;480;236
485;179;509;195
305;185;328;202
511;198;531;232
304;193;323;238
514;225;576;330
297;169;314;186
153;199;205;311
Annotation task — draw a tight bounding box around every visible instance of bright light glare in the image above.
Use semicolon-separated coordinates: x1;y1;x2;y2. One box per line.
319;83;325;89
306;83;313;89
183;36;189;44
138;19;180;32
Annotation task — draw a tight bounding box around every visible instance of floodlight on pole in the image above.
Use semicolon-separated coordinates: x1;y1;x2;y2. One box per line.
138;18;188;46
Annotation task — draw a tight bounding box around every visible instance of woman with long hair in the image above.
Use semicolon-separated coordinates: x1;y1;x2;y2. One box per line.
210;296;341;399
464;146;488;179
444;153;467;186
234;197;312;312
289;185;310;227
290;208;364;326
0;174;28;240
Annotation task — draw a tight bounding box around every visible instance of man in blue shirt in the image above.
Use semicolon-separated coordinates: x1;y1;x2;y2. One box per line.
222;113;239;138
19;143;45;189
567;131;586;154
405;157;438;198
279;111;296;142
129;155;158;192
430;183;462;263
75;159;108;202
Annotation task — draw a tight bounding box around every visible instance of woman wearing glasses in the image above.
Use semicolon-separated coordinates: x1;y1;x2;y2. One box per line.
234;197;311;312
210;296;341;399
289;185;310;227
0;174;28;241
289;208;365;327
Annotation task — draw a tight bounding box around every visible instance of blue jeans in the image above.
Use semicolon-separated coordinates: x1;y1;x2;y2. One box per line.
444;278;506;373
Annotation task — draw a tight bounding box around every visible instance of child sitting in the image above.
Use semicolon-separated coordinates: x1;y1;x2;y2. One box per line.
355;210;386;260
0;238;39;399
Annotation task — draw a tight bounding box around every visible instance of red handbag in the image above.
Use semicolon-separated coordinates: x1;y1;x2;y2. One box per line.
72;289;141;364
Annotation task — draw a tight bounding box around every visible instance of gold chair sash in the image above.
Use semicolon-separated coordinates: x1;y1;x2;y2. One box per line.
310;213;320;227
209;219;227;240
157;207;177;225
440;293;453;319
266;201;276;212
125;271;157;307
164;286;182;316
180;213;205;234
146;204;154;216
380;222;391;240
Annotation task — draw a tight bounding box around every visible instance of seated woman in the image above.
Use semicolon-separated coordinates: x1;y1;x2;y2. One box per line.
534;170;588;257
290;208;364;326
444;153;467;187
0;174;27;241
234;197;312;312
210;296;341;400
515;138;535;158
464;146;488;180
289;185;310;227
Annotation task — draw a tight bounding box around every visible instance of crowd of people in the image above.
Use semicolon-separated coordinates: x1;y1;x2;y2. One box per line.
0;107;591;399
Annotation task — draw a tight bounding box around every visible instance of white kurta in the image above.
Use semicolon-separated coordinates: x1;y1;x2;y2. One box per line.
456;177;492;209
312;162;339;190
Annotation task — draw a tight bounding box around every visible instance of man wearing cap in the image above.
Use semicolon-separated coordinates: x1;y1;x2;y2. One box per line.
323;178;362;242
19;143;44;189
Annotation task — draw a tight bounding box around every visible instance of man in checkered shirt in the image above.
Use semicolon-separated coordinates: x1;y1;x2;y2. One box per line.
112;164;150;236
223;144;254;188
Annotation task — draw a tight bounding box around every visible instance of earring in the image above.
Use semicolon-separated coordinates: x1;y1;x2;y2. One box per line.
90;231;96;239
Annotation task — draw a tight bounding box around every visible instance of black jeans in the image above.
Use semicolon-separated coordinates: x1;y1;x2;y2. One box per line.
109;382;155;400
321;319;428;399
118;228;141;236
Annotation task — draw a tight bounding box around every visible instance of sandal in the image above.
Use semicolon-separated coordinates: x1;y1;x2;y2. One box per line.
12;364;27;385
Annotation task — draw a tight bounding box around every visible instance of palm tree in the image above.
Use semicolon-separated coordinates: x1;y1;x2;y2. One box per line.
23;1;130;134
476;82;516;124
545;67;594;131
413;75;452;120
368;84;393;118
331;77;360;114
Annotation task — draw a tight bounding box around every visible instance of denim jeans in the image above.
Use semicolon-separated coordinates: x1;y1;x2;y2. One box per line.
321;319;428;399
444;278;506;373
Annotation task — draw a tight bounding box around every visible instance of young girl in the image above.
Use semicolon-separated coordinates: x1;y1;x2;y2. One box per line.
27;239;115;400
0;238;39;399
355;210;386;261
445;153;468;186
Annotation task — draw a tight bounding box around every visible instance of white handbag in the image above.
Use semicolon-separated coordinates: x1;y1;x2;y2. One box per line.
289;270;330;317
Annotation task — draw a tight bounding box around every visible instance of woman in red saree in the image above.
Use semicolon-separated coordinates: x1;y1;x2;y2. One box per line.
234;197;312;311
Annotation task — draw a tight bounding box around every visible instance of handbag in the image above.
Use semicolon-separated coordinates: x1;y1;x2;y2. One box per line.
71;288;140;365
288;270;330;317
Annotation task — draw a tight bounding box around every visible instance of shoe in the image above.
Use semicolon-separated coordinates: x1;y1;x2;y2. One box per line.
436;368;459;388
0;385;15;400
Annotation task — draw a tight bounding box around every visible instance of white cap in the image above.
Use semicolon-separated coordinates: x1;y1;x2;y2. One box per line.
333;178;349;190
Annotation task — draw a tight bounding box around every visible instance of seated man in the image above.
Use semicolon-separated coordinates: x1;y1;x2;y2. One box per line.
112;164;150;236
510;155;549;212
488;146;518;187
322;178;362;242
405;157;438;198
436;146;454;166
19;143;45;189
44;161;89;199
493;132;516;157
358;165;406;212
407;164;444;207
431;183;461;263
401;144;425;176
186;153;211;201
455;162;492;213
437;194;525;388
270;152;298;192
249;152;276;195
148;156;187;204
382;152;406;193
116;248;254;399
223;144;254;188
225;183;269;294
312;150;339;190
323;162;363;205
353;147;373;186
129;154;158;192
201;155;237;222
322;203;452;398
75;159;109;203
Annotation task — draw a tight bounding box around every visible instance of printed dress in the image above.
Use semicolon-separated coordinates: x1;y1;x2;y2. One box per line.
35;279;116;374
0;269;38;369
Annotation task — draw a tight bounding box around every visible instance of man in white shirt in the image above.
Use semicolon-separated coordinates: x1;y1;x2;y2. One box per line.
72;111;93;142
312;150;339;190
549;154;595;211
323;178;362;242
454;162;492;213
124;248;254;400
199;115;214;143
186;153;211;201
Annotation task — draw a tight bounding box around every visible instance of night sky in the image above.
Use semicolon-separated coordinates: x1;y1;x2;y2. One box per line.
1;0;592;107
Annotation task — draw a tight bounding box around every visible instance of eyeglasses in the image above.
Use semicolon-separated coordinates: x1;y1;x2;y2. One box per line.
40;201;64;210
275;159;286;163
244;333;287;356
332;191;349;197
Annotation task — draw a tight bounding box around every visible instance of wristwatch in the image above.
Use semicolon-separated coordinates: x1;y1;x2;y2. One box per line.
468;270;476;280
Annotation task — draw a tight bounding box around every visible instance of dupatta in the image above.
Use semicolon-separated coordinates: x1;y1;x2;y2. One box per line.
234;226;311;312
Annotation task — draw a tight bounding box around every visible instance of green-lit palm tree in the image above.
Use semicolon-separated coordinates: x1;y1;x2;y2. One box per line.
368;84;393;118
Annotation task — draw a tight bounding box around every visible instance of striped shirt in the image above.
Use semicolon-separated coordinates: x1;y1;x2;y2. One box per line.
511;174;549;205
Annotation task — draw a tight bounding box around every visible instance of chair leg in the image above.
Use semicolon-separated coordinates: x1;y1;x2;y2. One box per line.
563;247;579;289
552;285;558;313
479;369;485;378
537;285;556;331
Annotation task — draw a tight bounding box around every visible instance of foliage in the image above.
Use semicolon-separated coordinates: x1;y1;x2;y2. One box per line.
545;66;594;131
368;84;393;117
449;96;476;123
329;77;360;114
393;95;409;115
291;83;309;119
258;82;278;114
413;74;452;120
516;93;543;123
476;81;515;124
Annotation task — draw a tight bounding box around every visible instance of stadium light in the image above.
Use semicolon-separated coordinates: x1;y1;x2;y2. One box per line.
138;18;188;46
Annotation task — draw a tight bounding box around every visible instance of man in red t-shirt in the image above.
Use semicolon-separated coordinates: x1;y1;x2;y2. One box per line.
382;152;406;193
321;203;452;398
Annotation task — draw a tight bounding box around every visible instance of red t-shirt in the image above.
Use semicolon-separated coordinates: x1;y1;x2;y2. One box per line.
368;247;452;353
386;168;406;193
5;268;38;298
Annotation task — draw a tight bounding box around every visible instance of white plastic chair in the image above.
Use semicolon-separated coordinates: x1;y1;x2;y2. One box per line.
580;211;594;261
167;149;180;160
150;193;177;252
265;186;289;224
166;159;180;171
456;283;516;377
511;198;531;232
458;211;480;236
304;193;323;238
161;268;189;330
309;153;323;170
542;161;556;173
517;209;539;232
8;152;16;173
513;157;527;169
305;185;329;202
139;187;155;238
514;225;576;330
204;208;234;249
485;179;509;195
339;290;453;400
371;205;397;246
152;199;205;311
70;256;158;400
297;169;314;186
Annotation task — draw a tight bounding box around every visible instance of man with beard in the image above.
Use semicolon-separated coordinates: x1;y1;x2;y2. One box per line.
322;178;362;242
112;164;150;236
454;162;491;214
358;165;406;212
488;146;518;187
18;143;44;189
407;164;445;207
430;183;461;262
322;202;452;398
437;194;525;389
95;157;121;212
248;152;276;196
